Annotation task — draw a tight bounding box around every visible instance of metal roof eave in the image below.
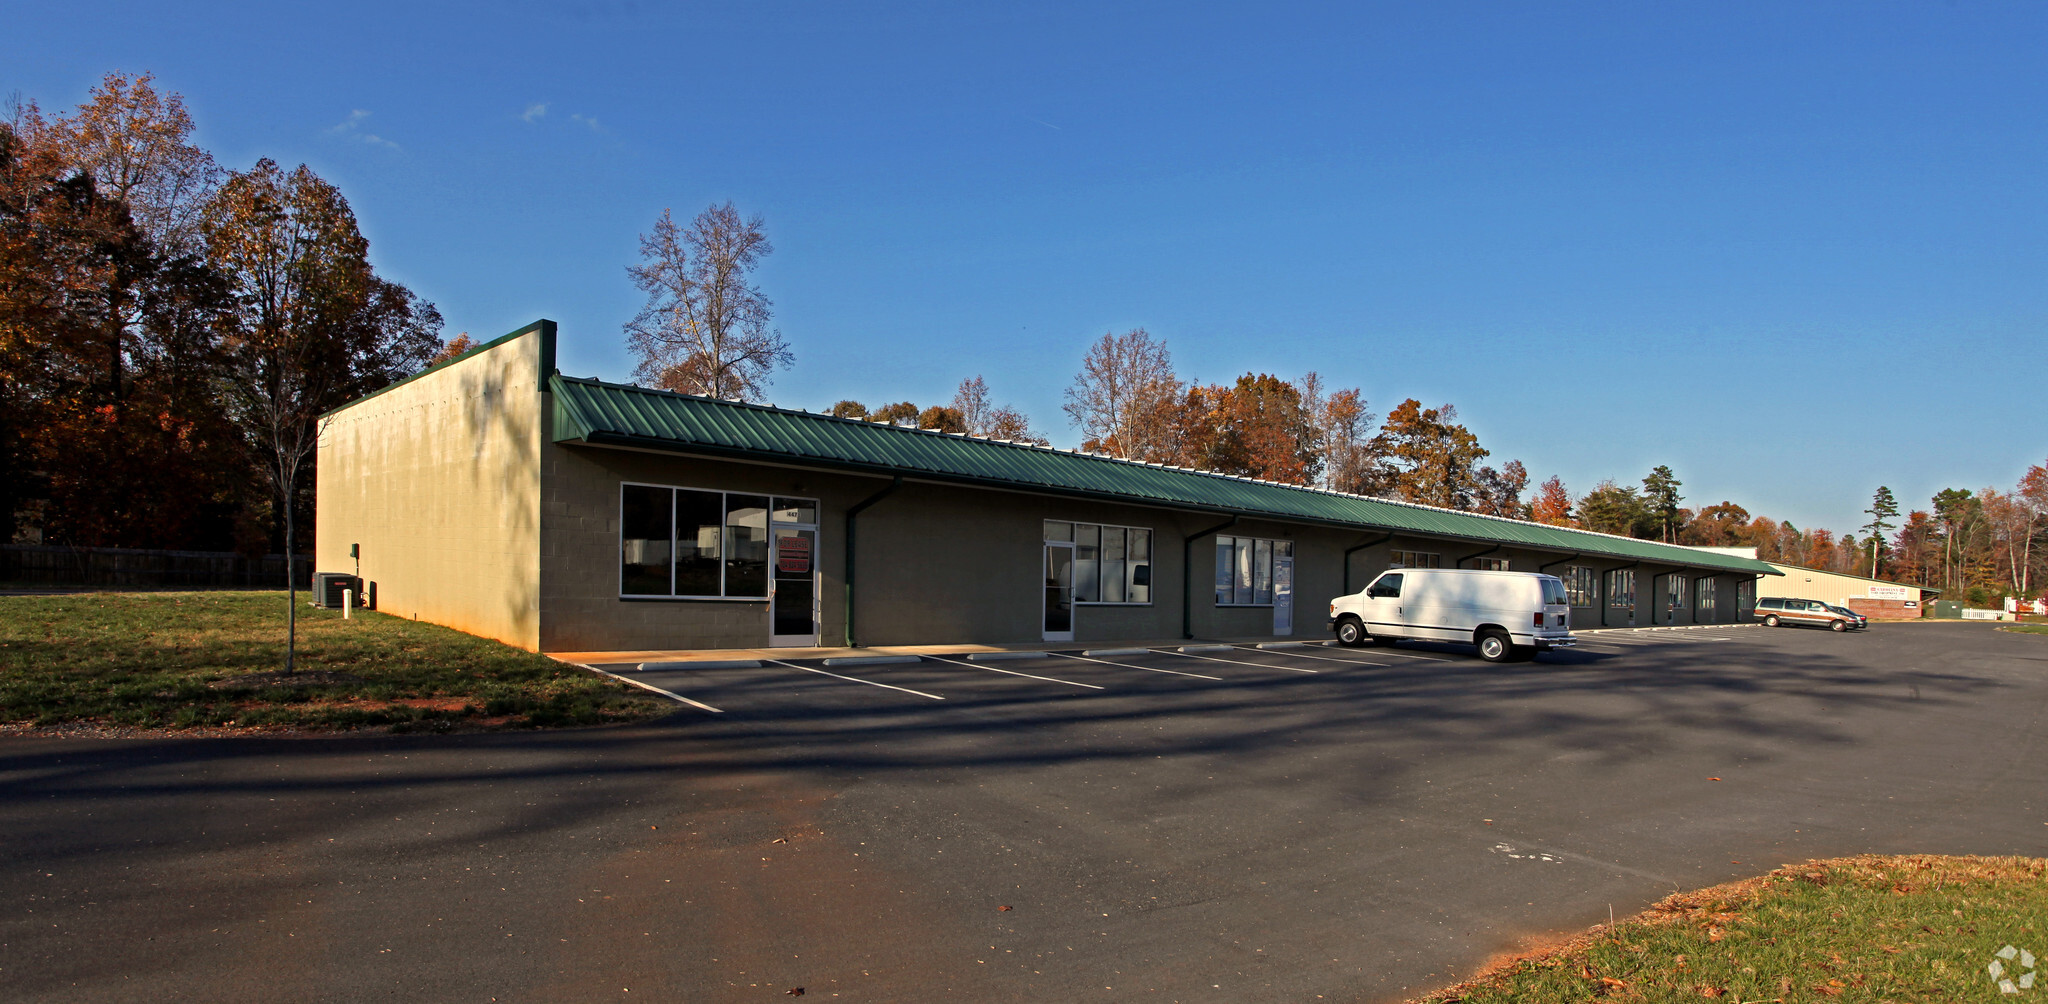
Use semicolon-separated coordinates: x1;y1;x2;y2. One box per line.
558;430;1775;577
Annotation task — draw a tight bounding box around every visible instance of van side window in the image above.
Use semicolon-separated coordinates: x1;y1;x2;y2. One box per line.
1368;573;1403;599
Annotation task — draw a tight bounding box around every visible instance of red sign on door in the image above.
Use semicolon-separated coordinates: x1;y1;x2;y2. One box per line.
777;535;812;574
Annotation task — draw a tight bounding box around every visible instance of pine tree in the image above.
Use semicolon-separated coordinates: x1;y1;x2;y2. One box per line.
1862;486;1899;578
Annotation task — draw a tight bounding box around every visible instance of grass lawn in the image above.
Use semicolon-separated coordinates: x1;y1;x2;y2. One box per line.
2001;624;2048;635
1419;855;2048;1003
0;591;669;732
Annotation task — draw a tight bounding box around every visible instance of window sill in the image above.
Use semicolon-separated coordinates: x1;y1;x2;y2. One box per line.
619;595;769;603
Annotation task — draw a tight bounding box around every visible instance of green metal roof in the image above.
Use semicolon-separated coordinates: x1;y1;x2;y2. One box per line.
551;374;1779;576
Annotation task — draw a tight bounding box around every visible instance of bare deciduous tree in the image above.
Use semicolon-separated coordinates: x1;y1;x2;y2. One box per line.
625;202;791;400
1062;328;1179;461
953;374;1048;445
1301;372;1377;494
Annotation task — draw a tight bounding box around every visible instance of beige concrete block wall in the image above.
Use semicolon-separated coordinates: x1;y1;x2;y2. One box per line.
315;326;544;649
536;440;872;652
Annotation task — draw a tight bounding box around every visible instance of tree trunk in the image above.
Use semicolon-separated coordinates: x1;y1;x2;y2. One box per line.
284;486;296;675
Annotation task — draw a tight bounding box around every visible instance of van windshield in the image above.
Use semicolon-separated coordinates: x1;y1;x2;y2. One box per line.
1541;578;1569;606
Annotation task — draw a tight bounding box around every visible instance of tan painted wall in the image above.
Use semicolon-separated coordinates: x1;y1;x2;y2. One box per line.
315;328;543;649
1762;562;1929;613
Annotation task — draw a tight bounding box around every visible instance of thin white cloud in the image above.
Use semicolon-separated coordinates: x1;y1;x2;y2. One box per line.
570;112;604;133
522;102;548;122
329;109;400;149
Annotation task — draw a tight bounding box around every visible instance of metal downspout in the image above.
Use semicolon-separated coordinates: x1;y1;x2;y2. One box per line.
843;476;902;648
1342;532;1395;594
1538;553;1581;572
1183;515;1239;640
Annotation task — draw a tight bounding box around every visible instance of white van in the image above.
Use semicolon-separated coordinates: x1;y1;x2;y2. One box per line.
1328;568;1576;662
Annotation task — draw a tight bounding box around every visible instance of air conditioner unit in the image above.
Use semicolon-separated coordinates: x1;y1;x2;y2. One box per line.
314;573;363;608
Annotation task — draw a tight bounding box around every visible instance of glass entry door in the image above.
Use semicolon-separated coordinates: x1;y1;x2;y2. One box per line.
1044;541;1075;642
769;527;818;647
1272;553;1294;636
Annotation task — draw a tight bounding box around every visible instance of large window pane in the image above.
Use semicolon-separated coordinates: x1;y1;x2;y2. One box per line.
1235;538;1254;602
1215;539;1235;604
620;485;673;595
1253;539;1273;605
1128;529;1151;603
1074;523;1100;603
675;489;724;596
1101;528;1126;603
725;494;770;598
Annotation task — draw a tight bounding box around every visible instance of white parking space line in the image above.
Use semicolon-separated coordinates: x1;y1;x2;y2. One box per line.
1059;652;1223;681
1311;641;1461;663
921;654;1104;689
579;663;724;714
1150;648;1319;673
762;659;946;700
1231;645;1388;668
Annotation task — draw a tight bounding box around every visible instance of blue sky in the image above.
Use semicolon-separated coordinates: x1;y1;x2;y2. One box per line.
14;1;2046;535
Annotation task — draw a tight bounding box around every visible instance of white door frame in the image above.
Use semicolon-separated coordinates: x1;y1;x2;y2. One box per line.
1043;540;1076;643
1272;554;1294;636
768;525;820;647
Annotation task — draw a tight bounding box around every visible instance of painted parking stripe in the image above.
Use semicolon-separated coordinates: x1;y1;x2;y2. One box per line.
762;659;946;700
1059;652;1223;681
922;654;1104;689
579;663;725;714
1311;640;1461;663
1150;648;1319;673
1231;645;1389;668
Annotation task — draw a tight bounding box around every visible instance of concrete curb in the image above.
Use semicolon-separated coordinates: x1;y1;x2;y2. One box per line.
637;660;760;671
821;655;923;667
1083;647;1149;657
966;651;1050;661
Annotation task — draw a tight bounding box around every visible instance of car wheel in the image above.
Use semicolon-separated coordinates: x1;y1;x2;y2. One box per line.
1764;615;1780;627
1831;619;1847;632
1335;617;1365;647
1477;629;1513;663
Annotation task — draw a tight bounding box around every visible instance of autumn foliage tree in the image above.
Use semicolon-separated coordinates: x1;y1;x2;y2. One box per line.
1529;476;1575;526
3;71;451;571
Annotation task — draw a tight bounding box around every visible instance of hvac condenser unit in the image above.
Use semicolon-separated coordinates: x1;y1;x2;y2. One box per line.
314;573;363;609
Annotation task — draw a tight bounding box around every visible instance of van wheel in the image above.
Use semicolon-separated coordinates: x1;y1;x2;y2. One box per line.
1477;630;1514;663
1763;615;1780;627
1830;619;1847;632
1335;617;1366;647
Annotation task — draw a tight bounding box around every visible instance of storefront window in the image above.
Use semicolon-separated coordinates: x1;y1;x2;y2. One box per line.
622;483;806;599
1217;535;1292;606
1052;520;1151;604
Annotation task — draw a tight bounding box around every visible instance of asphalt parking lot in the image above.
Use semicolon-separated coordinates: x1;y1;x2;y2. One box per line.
3;622;2045;1002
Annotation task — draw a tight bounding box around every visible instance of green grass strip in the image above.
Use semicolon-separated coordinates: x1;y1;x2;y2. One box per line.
1420;855;2048;1003
0;591;669;731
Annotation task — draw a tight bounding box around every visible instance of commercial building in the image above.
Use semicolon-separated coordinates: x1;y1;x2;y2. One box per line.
1764;561;1934;619
315;322;1781;653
